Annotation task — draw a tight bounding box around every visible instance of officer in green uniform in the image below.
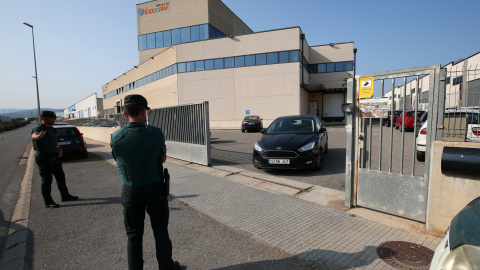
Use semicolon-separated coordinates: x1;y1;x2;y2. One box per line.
31;111;78;208
110;95;180;270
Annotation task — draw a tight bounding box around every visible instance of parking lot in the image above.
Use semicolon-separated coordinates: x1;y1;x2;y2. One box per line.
210;123;424;192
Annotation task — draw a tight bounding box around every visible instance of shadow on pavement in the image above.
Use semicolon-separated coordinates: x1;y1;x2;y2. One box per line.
212;246;378;270
0;209;35;270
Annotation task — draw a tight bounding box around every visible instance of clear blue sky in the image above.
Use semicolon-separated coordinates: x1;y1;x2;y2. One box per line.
1;0;479;110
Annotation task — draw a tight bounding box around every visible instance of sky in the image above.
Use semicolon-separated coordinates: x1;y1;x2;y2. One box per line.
1;0;479;110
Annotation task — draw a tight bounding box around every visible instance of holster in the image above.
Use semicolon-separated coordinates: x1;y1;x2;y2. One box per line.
163;168;170;196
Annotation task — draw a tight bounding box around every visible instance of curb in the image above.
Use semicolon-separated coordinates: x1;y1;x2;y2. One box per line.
0;148;34;270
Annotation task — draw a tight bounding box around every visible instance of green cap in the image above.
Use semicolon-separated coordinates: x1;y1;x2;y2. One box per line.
124;94;150;110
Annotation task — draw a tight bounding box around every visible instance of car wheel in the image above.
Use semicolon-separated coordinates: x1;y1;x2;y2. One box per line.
81;151;88;159
313;150;323;171
386;121;391;127
324;142;328;154
241;128;245;133
416;151;425;162
395;124;399;129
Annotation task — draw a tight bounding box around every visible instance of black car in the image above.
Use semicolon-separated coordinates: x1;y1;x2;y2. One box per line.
253;115;328;170
53;125;88;158
384;110;403;127
241;115;263;132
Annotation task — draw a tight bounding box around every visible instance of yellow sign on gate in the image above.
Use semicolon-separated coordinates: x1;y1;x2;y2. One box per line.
359;77;374;99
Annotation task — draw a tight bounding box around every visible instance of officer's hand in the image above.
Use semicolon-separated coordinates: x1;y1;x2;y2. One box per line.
57;148;63;158
161;154;167;163
33;131;46;140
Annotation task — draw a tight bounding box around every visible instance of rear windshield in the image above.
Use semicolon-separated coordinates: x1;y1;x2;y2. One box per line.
56;128;79;137
267;118;315;134
406;111;424;117
244;116;260;120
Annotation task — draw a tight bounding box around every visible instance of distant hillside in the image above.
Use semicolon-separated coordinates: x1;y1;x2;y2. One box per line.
0;108;64;119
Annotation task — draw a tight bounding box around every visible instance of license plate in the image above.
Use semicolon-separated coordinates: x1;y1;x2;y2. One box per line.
58;141;71;145
269;159;290;164
248;122;255;125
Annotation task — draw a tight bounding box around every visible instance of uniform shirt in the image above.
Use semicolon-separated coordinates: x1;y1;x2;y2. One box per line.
32;124;58;154
110;122;167;187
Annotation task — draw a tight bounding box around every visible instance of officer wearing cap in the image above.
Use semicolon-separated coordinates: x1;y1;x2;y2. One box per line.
111;95;180;270
31;110;78;208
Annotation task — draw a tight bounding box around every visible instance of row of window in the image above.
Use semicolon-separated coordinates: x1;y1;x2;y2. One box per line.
104;50;353;100
138;24;225;51
307;61;354;74
389;88;423;99
105;50;300;100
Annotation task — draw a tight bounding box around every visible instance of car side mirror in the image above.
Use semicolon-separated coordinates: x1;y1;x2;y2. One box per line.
260;129;265;134
319;125;327;133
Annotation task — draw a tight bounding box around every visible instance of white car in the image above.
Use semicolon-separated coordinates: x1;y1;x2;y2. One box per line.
429;196;480;269
416;121;427;161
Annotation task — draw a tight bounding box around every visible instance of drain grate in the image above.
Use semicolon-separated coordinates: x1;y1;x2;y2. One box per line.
377;241;434;269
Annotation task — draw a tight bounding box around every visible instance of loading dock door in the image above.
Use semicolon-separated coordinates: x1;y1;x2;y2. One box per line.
323;93;344;122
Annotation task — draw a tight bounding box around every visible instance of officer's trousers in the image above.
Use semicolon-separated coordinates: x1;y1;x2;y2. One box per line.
35;152;70;205
122;182;174;270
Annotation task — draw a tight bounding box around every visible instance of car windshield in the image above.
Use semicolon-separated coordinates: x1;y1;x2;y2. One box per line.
394;111;403;117
56;128;78;137
244;116;260;120
266;118;315;134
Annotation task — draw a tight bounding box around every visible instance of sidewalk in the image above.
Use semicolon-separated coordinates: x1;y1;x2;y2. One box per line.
87;139;441;269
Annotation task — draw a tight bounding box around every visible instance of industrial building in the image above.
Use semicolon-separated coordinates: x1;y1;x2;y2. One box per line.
102;0;355;128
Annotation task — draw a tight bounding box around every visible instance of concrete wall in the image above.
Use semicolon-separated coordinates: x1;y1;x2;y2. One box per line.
78;126;119;145
426;141;480;235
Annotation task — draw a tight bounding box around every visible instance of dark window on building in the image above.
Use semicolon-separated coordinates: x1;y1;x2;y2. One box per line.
411;88;415;93
205;59;214;70
147;33;156;49
191;25;200;42
177;62;186;73
335;62;344;72
318;63;326;73
327;63;335;72
195;60;204;71
256;53;267;65
245;55;255;66
345;61;354;71
214;58;224;69
225;57;234;68
181;27;191;43
279;51;289;63
186;62;195;72
138;35;147;50
446;77;451;84
289;50;299;62
235;56;245;67
156;32;164;48
172;29;181;45
267;52;278;64
163;30;171;46
199;24;208;40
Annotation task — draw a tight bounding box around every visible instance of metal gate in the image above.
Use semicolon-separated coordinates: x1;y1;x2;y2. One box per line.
345;65;446;222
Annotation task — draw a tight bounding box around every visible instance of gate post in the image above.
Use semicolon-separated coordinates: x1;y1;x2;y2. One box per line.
345;78;356;208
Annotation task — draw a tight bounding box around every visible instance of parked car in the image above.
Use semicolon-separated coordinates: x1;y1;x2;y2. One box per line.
396;110;425;131
252;115;328;170
444;107;480;142
429;196;480;269
241;115;263;132
384;110;403;127
416;121;427;161
53;125;88;158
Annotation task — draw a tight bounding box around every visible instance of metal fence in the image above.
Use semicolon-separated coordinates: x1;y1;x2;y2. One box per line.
62;114;128;127
443;70;480;142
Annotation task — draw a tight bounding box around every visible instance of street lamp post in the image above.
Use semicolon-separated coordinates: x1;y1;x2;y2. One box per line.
23;22;41;124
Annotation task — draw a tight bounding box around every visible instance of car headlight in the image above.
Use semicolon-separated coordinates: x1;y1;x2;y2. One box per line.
298;142;315;152
254;142;263;152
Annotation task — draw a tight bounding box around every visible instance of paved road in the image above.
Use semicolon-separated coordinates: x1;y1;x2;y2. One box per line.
25;145;316;270
210;124;425;192
0;122;35;258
